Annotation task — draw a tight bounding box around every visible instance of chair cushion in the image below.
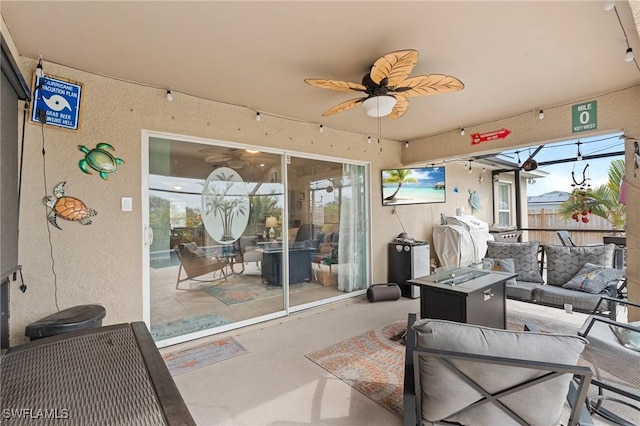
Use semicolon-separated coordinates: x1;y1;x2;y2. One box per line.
562;263;624;293
412;319;587;425
486;241;543;283
545;244;615;286
482;258;517;285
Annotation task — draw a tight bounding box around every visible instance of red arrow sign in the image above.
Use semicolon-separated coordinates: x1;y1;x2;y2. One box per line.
470;128;511;145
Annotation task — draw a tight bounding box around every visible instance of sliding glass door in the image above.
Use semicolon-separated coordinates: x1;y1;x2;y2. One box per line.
144;132;369;345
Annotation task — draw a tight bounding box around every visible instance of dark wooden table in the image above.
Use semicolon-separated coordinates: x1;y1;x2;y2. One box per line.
409;271;516;329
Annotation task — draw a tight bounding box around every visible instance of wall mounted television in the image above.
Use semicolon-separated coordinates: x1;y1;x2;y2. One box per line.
381;166;446;206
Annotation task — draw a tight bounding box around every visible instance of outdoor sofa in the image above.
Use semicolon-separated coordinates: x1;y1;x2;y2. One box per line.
484;241;624;317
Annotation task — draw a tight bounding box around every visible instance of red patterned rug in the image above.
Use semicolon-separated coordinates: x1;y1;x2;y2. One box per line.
305;320;407;417
305;312;580;417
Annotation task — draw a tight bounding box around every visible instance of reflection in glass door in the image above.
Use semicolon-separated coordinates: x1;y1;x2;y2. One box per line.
146;136;285;344
287;157;368;309
144;133;369;345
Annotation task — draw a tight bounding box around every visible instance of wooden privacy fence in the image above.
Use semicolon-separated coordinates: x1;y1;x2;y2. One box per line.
526;209;622;246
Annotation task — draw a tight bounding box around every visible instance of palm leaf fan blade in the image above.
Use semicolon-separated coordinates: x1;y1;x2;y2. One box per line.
304;79;366;92
395;74;465;97
370;50;419;86
388;96;409;119
321;98;365;116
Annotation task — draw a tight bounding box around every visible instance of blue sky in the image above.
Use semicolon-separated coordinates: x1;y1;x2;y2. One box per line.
500;132;624;196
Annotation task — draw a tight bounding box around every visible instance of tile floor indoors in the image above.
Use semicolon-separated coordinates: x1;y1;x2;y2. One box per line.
163;295;636;426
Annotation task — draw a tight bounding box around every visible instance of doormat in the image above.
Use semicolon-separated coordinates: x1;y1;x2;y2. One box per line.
162;336;248;376
202;277;322;305
151;314;230;341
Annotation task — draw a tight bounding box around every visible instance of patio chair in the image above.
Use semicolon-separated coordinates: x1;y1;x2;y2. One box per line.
578;296;640;425
558;230;576;247
403;313;593;426
175;242;228;289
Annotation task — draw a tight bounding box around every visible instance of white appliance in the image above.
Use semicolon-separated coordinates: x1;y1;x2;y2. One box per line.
433;215;493;267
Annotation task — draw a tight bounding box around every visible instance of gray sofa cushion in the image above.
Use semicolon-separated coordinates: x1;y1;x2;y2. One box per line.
412;319;587;425
486;241;543;283
545;244;615;286
505;281;538;301
533;285;608;312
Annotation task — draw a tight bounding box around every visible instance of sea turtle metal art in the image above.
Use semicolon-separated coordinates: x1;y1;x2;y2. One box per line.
78;143;124;180
43;182;97;230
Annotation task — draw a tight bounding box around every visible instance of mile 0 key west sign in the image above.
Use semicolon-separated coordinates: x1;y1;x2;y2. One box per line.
470;128;511;145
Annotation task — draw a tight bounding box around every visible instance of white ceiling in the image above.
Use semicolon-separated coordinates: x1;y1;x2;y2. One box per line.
2;1;640;143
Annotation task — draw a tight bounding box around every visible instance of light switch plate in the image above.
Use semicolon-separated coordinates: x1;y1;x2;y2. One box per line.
121;197;132;212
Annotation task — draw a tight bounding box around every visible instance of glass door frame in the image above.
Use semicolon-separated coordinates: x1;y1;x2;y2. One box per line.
141;130;371;347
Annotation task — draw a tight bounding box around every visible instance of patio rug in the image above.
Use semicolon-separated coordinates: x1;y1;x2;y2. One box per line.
150;314;230;341
305;312;582;417
202;275;322;305
162;336;248;376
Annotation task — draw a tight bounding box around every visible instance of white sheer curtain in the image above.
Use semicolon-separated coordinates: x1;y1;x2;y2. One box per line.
338;164;367;292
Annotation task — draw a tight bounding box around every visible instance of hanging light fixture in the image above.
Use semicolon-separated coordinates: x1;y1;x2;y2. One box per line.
319;124;324;133
516;151;522;167
367;136;372;144
576;141;583;161
460;128;465;136
35;56;44;78
256;112;261;121
625;47;634;62
538;110;544;120
467;160;473;174
166;90;173;101
361;95;397;117
405;141;409;149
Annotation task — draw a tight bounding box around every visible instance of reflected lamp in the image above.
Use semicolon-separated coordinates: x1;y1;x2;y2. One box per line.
265;216;278;240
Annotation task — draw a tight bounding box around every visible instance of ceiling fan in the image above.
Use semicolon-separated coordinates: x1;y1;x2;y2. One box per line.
305;49;464;119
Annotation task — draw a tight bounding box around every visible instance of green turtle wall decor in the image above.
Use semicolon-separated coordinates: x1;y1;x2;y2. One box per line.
43;182;97;229
78;143;124;180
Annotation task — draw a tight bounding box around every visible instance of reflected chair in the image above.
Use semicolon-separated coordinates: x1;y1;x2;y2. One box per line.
175;242;227;289
238;236;263;272
578;296;640;425
403;313;593;426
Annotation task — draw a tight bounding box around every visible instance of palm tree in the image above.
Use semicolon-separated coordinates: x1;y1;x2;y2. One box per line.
383;169;418;201
558;159;625;230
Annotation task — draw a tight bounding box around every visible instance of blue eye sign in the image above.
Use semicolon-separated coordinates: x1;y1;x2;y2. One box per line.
31;75;83;131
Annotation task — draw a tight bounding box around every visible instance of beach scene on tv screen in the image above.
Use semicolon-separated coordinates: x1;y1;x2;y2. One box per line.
382;167;446;205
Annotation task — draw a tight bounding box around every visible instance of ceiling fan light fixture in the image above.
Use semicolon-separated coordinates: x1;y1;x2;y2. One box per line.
227;160;244;169
362;95;397;117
